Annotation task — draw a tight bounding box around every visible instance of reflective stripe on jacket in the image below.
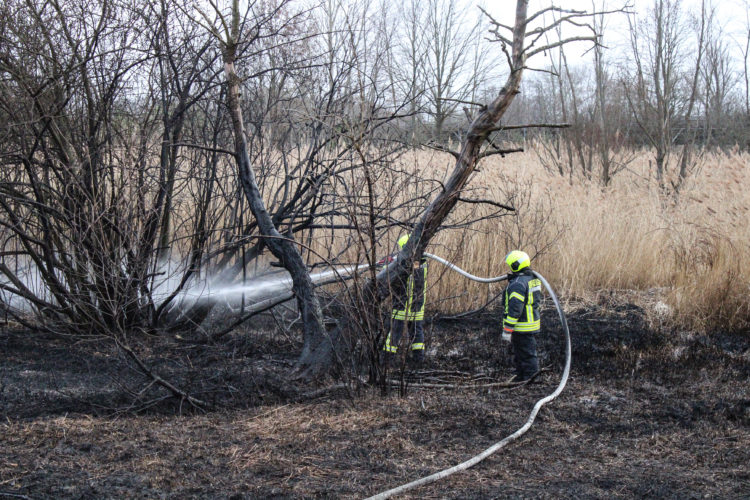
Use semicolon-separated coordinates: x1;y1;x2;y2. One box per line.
503;270;541;333
392;262;428;321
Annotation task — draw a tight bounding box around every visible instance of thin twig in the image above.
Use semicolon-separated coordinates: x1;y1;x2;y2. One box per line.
114;338;210;411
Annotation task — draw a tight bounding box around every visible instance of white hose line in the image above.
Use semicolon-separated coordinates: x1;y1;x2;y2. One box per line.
423;253;509;283
365;262;571;500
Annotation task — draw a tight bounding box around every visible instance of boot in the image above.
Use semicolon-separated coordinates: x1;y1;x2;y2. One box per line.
408;350;424;371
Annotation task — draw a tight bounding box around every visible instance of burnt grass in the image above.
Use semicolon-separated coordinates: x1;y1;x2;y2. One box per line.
1;293;749;499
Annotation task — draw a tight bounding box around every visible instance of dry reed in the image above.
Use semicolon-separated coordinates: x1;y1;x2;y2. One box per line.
414;147;750;333
167;144;750;333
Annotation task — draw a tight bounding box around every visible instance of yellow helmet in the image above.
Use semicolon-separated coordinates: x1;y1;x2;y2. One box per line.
397;234;409;249
505;250;530;272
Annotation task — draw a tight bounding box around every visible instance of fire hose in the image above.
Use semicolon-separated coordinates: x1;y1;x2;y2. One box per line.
365;253;572;500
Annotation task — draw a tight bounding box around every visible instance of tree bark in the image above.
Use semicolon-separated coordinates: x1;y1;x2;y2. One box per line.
221;43;327;368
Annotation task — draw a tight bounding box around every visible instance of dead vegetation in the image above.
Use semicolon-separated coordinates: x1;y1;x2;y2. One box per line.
417;148;750;334
1;291;748;499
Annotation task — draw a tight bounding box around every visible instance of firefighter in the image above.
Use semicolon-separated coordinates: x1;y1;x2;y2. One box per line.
381;234;428;367
502;250;542;381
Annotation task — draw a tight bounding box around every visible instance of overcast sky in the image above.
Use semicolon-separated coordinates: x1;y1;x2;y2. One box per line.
479;0;750;67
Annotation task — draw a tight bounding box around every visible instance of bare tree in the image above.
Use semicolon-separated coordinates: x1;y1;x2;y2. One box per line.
391;0;430;143
0;0;605;392
741;0;750;117
0;0;154;331
622;0;705;190
592;2;618;184
526;2;633;186
699;6;738;148
294;0;600;379
543;43;591;181
422;0;489;142
194;0;329;363
150;0;222;264
591;0;635;185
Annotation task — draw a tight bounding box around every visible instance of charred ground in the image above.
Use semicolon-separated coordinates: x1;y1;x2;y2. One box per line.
1;292;748;499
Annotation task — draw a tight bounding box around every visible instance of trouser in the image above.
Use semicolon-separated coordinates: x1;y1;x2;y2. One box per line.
383;318;424;361
511;332;539;380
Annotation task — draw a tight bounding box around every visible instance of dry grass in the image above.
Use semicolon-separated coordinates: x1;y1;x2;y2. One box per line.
382;146;750;333
159;143;750;333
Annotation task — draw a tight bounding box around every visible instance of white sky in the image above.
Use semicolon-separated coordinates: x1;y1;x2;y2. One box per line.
479;0;750;67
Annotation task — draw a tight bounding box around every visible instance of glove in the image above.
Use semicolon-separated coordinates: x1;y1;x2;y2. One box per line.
376;254;395;267
501;325;513;342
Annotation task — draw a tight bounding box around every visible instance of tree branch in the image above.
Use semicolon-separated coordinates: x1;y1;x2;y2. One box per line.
115;337;210;411
456;197;515;211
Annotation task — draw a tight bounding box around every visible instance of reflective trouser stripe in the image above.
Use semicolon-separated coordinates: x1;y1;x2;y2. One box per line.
392;310;425;321
383;332;397;352
513;320;540;332
411;343;424;351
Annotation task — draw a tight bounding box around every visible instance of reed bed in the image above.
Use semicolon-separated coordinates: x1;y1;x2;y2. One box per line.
409;147;750;333
163;143;749;333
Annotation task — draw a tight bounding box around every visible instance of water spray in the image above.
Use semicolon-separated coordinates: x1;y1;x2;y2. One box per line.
165;262;372;317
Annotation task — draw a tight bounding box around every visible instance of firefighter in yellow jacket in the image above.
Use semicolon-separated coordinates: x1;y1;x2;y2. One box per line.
502;250;542;381
381;234;428;366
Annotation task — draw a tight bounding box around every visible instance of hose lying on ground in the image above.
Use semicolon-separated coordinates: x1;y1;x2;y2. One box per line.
365;255;572;500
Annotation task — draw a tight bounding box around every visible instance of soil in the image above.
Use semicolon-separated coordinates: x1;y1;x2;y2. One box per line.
1;292;749;499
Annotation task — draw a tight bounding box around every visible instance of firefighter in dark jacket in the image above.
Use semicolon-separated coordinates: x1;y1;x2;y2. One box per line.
502;250;542;381
381;234;428;366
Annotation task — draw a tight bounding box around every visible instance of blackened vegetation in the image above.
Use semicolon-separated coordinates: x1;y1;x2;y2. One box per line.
1;294;748;498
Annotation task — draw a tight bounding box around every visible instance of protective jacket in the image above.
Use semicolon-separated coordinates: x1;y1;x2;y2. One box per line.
391;260;428;321
502;269;541;333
